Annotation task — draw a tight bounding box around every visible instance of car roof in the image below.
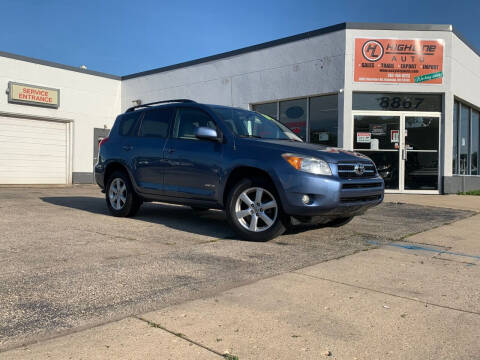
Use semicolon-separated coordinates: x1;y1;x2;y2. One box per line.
123;102;249;115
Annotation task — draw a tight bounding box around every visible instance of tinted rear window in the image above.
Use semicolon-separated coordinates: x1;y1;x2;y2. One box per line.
118;113;141;136
139;108;174;138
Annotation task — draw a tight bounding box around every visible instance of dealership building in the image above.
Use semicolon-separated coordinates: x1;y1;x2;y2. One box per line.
0;22;479;194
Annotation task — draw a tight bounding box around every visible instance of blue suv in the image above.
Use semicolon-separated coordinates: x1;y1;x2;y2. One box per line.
95;99;384;241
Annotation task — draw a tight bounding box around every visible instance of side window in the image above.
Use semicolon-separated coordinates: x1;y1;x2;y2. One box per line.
139;108;173;138
173;108;216;140
118;113;141;136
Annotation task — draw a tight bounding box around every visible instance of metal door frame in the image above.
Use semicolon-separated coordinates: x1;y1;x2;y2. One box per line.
352;110;442;194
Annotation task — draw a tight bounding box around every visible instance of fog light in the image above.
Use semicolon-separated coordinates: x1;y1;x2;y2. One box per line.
302;194;310;204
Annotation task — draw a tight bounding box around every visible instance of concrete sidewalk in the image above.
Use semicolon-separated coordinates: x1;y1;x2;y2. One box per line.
385;193;480;212
3;196;479;359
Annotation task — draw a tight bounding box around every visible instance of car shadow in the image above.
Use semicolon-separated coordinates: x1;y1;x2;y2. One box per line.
40;196;237;240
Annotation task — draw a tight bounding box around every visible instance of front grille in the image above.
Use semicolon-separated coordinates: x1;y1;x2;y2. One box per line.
342;182;382;189
337;162;376;178
340;194;382;203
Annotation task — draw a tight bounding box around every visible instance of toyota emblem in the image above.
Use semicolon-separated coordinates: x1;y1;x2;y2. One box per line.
354;163;365;176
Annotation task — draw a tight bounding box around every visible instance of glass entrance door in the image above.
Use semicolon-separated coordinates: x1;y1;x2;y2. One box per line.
404;116;439;190
353;113;441;193
353;115;401;190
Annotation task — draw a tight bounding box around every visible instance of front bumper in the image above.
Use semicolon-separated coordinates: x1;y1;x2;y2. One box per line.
277;170;384;218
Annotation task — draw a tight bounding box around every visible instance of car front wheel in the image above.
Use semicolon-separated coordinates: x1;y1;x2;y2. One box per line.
226;178;286;241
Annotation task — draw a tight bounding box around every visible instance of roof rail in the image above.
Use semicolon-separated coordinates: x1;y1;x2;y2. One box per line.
125;99;196;112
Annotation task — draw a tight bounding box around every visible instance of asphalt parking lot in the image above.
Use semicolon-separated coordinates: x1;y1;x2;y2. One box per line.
0;185;473;352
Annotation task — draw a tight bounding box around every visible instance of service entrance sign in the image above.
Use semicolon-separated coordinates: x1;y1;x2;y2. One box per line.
354;38;444;84
8;82;60;108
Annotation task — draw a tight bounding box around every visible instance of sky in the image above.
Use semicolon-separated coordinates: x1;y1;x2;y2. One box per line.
0;0;479;76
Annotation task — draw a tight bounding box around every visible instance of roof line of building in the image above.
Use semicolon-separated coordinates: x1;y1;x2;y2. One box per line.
0;50;121;80
0;22;478;81
121;22;477;80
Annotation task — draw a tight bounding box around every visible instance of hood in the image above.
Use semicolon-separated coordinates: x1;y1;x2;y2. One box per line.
238;138;372;164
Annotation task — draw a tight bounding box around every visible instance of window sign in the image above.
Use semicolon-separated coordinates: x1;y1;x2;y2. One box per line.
356;132;371;143
391;130;399;143
353;93;442;112
370;124;386;136
354;38;444;84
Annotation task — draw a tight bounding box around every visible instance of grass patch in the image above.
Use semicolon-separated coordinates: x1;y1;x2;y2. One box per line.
458;190;480;196
224;355;239;360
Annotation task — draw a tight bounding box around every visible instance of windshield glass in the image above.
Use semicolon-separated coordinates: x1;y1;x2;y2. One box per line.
211;107;303;142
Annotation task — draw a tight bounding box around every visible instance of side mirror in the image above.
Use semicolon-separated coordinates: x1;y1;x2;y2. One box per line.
195;127;219;141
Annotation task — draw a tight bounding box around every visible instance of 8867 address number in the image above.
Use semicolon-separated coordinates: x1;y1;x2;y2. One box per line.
377;96;424;110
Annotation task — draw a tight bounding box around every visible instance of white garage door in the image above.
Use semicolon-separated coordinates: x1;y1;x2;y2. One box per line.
0;116;70;184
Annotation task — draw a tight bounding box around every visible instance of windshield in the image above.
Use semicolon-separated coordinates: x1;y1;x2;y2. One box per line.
211;107;303;142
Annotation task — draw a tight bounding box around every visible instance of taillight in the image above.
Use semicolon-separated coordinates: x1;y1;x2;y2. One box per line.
98;136;109;149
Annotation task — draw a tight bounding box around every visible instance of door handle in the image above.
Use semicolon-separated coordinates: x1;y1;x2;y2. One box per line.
166;148;175;154
138;160;149;165
122;145;133;151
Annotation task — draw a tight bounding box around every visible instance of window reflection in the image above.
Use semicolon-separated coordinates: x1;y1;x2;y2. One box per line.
460;104;470;175
252;95;339;146
453;102;458;174
472;110;479;175
309;95;338;147
252;102;277;120
453;100;480;176
279;99;307;140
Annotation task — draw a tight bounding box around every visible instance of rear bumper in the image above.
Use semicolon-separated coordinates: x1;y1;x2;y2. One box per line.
94;164;105;190
277;172;384;218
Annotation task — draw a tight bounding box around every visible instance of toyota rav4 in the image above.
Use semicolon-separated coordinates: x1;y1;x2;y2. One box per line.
95;99;384;241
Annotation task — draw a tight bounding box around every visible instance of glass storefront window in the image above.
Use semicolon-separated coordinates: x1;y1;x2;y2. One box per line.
353;115;400;150
472;110;479;175
453;100;480;176
252;102;277;120
309;95;338;147
353;93;442;112
279;98;307;140
453;102;458;174
460;104;470;175
252;95;339;145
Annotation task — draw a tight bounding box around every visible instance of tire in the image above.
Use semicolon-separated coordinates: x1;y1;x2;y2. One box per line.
226;178;286;242
325;216;354;227
105;170;141;217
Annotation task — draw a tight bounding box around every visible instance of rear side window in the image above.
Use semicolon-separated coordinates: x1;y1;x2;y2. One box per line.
139;108;174;137
118;113;141;136
173;108;216;140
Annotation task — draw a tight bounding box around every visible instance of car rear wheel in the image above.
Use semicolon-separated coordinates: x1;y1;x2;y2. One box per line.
226;178;286;241
106;171;141;217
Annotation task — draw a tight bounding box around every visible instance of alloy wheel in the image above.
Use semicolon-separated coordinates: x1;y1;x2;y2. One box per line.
108;178;127;210
235;187;278;232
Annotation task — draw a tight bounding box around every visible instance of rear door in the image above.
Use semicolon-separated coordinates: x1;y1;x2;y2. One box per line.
163;107;224;200
130;107;174;194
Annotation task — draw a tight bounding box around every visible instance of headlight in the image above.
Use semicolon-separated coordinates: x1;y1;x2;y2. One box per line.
282;153;332;175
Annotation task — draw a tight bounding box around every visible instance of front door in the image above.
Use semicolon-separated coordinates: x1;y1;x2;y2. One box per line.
163;107;223;201
353;112;441;193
